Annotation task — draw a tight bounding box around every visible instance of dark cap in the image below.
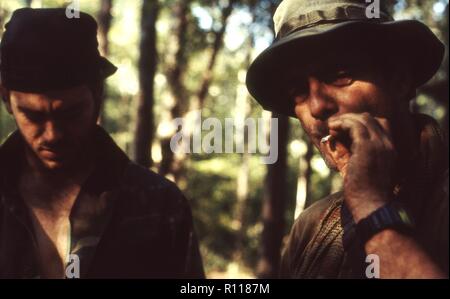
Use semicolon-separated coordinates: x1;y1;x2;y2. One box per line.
0;8;117;93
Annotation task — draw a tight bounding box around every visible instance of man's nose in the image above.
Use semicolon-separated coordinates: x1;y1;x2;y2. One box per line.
42;120;63;143
307;77;337;121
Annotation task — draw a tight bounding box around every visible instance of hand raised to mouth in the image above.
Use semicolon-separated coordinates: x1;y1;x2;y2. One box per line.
326;112;396;223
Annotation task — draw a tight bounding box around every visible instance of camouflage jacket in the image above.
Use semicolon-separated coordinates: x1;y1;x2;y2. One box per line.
0;126;204;278
280;114;449;278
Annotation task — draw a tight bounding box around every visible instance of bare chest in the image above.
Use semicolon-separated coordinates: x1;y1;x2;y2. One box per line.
21;185;81;278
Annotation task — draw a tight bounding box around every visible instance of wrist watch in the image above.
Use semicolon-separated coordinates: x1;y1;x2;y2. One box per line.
355;202;415;245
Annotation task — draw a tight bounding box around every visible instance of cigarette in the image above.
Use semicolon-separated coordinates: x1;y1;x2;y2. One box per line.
320;135;333;144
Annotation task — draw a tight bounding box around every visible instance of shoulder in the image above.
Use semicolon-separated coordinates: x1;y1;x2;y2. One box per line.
413;168;449;274
280;192;343;277
425;168;449;234
116;162;190;218
436;168;448;199
291;192;343;242
121;162;180;191
422;168;449;226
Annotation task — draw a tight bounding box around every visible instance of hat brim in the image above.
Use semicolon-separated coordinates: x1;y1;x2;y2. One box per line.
99;56;118;79
246;20;445;117
1;56;118;93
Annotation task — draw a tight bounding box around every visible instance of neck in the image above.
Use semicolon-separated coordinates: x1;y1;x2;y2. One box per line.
20;141;95;210
19;149;93;217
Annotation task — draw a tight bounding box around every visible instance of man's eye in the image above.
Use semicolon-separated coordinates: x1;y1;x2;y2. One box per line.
287;81;308;98
24;112;45;123
324;70;354;86
56;108;83;120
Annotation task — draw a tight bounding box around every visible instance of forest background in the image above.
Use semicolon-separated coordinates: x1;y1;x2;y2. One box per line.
0;0;448;278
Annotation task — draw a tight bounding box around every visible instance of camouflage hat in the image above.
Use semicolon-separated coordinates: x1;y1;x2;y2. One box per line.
246;0;445;117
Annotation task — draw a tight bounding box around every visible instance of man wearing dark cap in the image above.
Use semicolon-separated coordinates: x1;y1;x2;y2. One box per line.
246;0;448;278
0;8;204;278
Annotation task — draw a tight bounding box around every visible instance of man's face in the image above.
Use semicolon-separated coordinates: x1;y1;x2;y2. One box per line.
6;85;97;171
289;52;402;171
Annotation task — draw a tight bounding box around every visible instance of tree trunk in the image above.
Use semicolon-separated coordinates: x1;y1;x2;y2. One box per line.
159;0;235;180
96;0;113;125
97;0;113;57
293;138;314;218
234;135;250;263
233;36;254;262
303;140;315;209
159;0;192;177
168;0;237;183
133;0;159;168
195;0;237;108
257;113;290;279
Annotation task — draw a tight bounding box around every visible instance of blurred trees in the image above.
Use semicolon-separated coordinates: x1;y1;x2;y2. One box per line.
394;0;449;146
158;0;191;177
257;114;289;278
97;0;113;57
97;0;113;124
0;0;448;278
134;0;159;167
159;0;238;180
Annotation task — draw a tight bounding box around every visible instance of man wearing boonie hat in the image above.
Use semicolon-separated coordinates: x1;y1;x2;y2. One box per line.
246;0;448;278
0;8;204;278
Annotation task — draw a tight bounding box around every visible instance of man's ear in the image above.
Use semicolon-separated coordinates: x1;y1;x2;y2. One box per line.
0;84;13;114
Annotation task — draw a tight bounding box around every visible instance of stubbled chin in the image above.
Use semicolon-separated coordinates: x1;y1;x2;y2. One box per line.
39;159;66;171
36;152;70;171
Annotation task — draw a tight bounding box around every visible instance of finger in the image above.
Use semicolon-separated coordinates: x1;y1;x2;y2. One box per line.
336;115;396;168
356;114;394;150
334;113;385;141
373;117;395;148
331;113;393;149
328;116;371;144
